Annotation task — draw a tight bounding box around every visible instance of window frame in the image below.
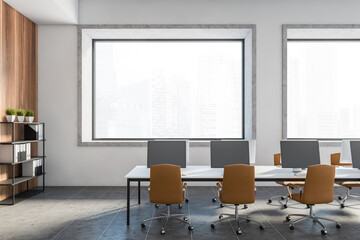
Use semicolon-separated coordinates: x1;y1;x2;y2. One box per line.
91;38;246;141
282;24;360;140
78;25;256;147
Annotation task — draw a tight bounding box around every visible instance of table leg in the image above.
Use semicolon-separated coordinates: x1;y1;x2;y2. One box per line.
127;179;130;225
138;181;141;204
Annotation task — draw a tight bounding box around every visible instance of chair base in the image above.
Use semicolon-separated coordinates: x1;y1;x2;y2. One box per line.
286;205;341;234
268;195;289;208
211;204;265;235
338;187;360;208
141;205;193;234
212;196;248;209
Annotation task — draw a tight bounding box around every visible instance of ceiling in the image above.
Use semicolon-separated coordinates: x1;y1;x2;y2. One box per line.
4;0;78;24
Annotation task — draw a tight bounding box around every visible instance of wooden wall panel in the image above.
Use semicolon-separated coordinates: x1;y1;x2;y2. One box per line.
0;0;38;201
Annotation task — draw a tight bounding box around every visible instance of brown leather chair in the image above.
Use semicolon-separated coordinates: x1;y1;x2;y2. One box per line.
331;153;352;166
330;153;360;208
285;164;341;235
267;153;305;208
140;164;193;234
210;164;265;235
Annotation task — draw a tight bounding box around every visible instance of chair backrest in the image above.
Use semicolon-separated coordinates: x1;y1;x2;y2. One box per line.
221;164;255;204
149;164;183;204
274;153;281;166
302;164;335;204
330;153;341;165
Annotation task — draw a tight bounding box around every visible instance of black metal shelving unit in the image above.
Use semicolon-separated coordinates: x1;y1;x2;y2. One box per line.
0;122;45;205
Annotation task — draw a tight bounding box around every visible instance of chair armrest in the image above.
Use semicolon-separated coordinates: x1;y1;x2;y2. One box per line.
183;182;188;200
217;182;222;198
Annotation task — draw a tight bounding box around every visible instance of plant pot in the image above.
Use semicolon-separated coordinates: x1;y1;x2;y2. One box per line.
18;116;24;122
26;116;34;123
6;115;15;122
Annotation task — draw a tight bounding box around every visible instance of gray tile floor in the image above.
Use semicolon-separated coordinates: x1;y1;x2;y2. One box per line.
1;186;360;240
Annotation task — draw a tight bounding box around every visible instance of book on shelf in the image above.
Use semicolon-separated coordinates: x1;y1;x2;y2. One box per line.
22;159;43;177
0;143;31;163
20;144;26;161
26;143;31;160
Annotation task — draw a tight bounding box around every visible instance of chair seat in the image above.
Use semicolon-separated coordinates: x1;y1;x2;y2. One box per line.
337;182;360;187
289;193;302;203
338;163;352;166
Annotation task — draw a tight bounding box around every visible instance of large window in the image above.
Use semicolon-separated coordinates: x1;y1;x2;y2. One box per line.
287;40;360;138
93;40;244;139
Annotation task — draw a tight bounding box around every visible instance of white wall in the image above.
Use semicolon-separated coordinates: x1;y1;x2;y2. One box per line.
38;0;360;186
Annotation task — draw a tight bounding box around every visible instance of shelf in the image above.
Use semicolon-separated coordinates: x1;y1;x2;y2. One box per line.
0;188;44;205
0;173;45;186
0;156;45;165
0;139;46;145
0;122;44;125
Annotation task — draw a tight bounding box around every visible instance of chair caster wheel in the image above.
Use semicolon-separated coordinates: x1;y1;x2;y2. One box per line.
283;204;287;209
289;224;295;230
340;203;345;208
281;196;285;200
211;223;215;229
185;198;189;203
259;225;265;230
338;196;343;200
160;229;165;234
268;199;272;204
178;204;183;209
286;216;291;221
219;215;223;219
212;198;217;202
155;204;159;208
220;203;224;208
188;225;194;231
141;223;146;228
321;229;327;235
336;223;341;229
183;216;188;221
236;229;242;235
244;204;248;209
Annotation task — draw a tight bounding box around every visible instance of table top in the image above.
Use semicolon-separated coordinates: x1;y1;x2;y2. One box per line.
125;165;360;181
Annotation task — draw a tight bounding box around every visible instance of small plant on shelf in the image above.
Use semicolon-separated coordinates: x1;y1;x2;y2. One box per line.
5;107;16;122
16;109;26;122
25;110;35;123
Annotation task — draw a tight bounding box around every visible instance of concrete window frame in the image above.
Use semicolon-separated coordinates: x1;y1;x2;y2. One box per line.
78;25;256;147
282;24;360;142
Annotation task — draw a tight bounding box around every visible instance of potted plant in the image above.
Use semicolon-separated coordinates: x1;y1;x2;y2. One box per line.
25;110;34;123
5;108;16;122
16;109;26;122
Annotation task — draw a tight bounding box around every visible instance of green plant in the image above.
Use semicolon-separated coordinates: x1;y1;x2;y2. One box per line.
5;107;16;115
16;109;26;116
25;110;34;117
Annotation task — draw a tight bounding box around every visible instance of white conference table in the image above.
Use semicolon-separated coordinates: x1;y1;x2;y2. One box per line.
125;165;360;225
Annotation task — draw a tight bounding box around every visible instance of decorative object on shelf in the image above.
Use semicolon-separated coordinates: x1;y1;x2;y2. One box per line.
25;110;34;123
5;108;16;122
24;124;43;140
16;109;25;122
